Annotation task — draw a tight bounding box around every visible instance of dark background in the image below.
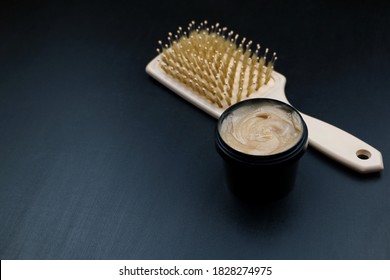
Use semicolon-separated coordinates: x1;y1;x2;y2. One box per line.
0;0;389;259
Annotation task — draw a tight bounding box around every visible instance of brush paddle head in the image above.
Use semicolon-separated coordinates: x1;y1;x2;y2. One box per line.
155;20;277;110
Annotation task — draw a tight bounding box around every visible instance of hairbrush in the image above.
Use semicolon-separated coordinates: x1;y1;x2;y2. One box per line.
146;20;383;173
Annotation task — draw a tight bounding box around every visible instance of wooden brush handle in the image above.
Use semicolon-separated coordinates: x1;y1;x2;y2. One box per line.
300;113;384;173
147;58;384;173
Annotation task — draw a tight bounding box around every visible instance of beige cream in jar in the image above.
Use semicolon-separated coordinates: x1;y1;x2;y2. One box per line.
219;101;304;155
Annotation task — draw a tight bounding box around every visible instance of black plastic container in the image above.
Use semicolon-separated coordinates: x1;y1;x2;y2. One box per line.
215;98;308;202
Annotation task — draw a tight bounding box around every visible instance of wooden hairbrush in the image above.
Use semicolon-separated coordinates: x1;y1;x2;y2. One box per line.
146;20;383;173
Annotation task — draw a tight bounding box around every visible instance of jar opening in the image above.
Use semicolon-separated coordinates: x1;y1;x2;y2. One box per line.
216;98;308;165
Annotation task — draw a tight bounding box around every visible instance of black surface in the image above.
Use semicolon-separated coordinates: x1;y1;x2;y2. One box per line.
0;0;389;260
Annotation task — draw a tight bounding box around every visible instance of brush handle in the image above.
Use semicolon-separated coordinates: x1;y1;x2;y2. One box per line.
300;113;384;173
267;72;384;173
146;57;384;173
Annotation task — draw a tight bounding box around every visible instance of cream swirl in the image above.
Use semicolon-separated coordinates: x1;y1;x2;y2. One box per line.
219;102;303;155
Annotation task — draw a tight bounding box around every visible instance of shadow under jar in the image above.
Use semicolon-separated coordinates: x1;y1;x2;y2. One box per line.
215;98;309;202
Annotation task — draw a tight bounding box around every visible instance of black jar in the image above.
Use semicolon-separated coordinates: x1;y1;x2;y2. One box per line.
215;98;308;202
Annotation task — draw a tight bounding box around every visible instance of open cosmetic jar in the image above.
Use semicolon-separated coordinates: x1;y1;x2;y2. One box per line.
215;98;308;202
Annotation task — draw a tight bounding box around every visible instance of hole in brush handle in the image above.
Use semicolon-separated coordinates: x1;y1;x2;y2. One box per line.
356;149;371;160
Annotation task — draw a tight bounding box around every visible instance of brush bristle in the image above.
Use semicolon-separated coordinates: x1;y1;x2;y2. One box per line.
157;20;277;109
